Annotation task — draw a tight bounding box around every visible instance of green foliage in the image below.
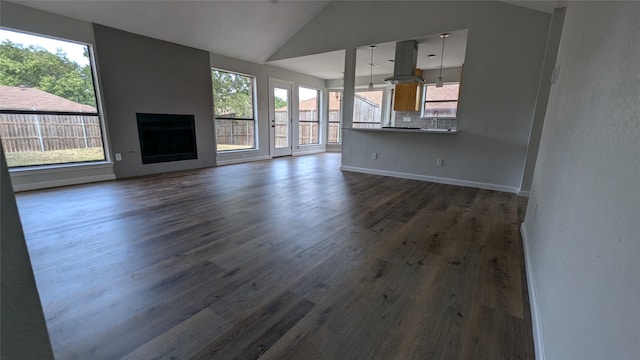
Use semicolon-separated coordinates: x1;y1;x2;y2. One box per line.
274;96;287;110
0;40;96;107
212;70;254;119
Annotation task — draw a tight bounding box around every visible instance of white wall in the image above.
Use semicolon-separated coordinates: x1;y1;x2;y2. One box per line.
272;1;552;191
522;2;640;359
519;7;566;194
210;53;326;165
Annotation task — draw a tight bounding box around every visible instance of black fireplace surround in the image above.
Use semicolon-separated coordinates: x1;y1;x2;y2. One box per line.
136;113;197;164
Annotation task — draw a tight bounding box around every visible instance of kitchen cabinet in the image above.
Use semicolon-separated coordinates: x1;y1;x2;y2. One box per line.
393;69;423;112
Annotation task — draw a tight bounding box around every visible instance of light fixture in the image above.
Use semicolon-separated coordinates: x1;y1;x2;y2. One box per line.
368;45;376;91
436;33;449;88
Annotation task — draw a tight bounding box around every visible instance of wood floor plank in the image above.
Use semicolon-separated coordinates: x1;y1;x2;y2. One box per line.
15;153;534;360
120;308;231;360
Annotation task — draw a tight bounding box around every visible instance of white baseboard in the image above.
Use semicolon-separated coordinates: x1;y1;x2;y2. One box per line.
340;165;520;194
216;155;271;166
520;222;545;360
519;189;531;197
12;174;115;192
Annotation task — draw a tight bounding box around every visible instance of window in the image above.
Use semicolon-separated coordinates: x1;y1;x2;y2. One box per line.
327;91;342;143
298;87;320;145
212;69;256;152
0;28;106;167
423;83;460;119
353;90;383;129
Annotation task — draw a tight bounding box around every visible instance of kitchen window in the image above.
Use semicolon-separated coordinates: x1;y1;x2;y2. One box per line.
353;90;384;129
423;83;460;119
212;69;256;152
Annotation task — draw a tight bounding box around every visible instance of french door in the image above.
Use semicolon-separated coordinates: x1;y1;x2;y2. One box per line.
269;79;293;157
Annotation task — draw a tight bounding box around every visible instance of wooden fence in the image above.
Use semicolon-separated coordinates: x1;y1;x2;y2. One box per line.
215;119;254;147
0;113;103;153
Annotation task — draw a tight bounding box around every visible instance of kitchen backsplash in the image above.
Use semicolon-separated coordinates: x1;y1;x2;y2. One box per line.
393;111;457;129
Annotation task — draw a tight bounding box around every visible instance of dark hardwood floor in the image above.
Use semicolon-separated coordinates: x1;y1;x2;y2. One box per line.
16;153;534;359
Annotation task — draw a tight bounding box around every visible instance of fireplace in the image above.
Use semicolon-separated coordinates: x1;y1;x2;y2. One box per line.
136;113;197;164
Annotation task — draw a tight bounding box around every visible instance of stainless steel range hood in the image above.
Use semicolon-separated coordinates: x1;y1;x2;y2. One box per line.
384;40;424;84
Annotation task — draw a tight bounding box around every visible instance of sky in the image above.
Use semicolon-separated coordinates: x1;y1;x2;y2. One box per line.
0;28;90;66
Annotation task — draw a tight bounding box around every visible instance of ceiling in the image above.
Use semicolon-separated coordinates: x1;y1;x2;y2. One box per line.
12;0;330;64
268;29;468;80
10;1;559;79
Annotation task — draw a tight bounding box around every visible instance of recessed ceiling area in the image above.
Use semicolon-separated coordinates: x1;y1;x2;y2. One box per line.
268;29;468;80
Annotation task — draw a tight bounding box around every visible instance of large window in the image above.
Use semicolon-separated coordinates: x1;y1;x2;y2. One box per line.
423;83;460;119
328;91;342;143
353;90;383;129
298;87;320;145
212;69;256;152
0;28;106;167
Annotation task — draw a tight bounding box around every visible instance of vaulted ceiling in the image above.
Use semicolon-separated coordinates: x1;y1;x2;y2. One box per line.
10;1;560;79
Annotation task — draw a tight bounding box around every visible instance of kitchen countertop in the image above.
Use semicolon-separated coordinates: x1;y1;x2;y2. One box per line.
348;127;458;134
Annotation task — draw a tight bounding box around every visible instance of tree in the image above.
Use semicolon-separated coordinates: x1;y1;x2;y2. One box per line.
0;40;96;107
212;70;253;118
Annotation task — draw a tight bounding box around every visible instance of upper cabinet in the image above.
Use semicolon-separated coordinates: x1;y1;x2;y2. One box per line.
393;69;423;112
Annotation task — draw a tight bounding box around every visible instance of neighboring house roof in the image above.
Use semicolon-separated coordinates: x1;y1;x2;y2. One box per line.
426;83;460;101
0;85;97;112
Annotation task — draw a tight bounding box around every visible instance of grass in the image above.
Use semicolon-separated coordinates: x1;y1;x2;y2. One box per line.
5;147;105;167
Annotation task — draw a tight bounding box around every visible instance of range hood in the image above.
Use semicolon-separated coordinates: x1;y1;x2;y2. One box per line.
384;40;424;84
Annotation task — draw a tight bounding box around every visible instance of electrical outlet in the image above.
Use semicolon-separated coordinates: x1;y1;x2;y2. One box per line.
436;158;443;167
403;116;412;122
372;152;378;160
115;153;122;161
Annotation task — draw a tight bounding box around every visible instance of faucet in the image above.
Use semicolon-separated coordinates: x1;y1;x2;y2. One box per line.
432;111;439;129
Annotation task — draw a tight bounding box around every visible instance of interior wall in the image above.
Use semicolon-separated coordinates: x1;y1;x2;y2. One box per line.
519;7;566;194
0;146;54;359
93;24;216;178
272;1;552;191
523;2;640;359
210;53;326;165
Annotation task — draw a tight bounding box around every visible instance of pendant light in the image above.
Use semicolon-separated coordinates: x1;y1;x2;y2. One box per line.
368;45;376;91
436;33;449;88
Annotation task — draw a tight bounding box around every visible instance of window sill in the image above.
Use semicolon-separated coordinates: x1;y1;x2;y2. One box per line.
9;161;114;175
216;148;258;154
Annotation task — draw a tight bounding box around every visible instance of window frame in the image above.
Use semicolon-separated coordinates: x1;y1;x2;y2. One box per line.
327;90;342;144
211;68;258;153
421;82;461;120
0;28;110;169
297;86;321;146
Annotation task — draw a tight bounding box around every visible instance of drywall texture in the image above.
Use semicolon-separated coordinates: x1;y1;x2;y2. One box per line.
0;0;94;44
274;1;551;190
523;3;640;359
209;53;326;164
519;7;566;193
94;24;217;178
0;146;54;359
